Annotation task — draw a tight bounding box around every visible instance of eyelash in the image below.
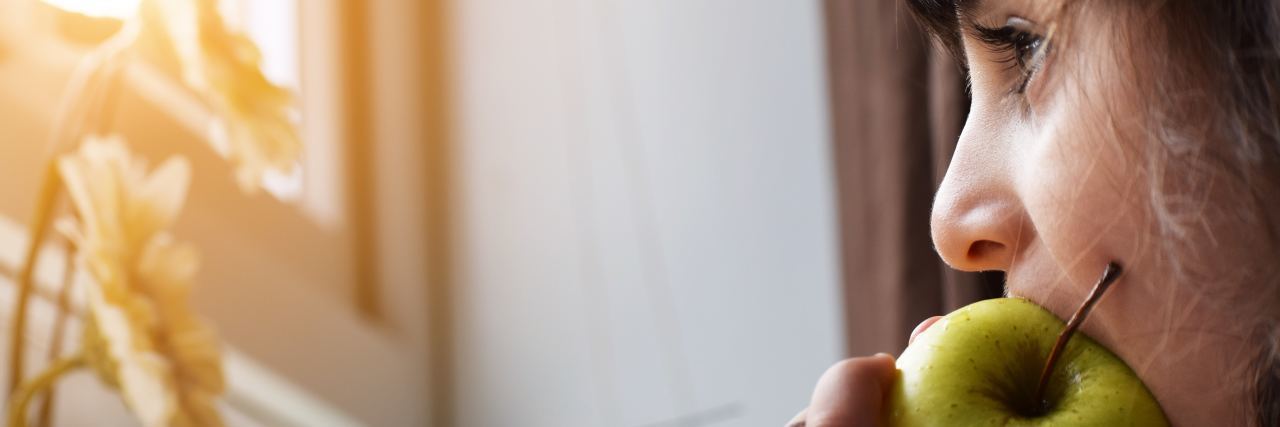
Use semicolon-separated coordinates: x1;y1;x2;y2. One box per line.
973;25;1046;94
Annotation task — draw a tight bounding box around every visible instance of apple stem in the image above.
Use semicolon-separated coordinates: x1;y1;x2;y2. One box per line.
1033;261;1123;412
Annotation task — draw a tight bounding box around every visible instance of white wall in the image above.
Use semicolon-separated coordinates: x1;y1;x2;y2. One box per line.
449;1;845;426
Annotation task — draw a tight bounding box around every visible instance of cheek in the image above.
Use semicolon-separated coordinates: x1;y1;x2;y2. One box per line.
1004;97;1159;339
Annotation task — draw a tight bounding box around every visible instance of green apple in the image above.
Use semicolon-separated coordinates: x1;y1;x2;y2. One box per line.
884;297;1169;426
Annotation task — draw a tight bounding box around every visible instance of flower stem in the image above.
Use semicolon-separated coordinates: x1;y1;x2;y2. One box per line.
7;18;137;399
7;165;63;396
34;240;77;427
6;353;85;427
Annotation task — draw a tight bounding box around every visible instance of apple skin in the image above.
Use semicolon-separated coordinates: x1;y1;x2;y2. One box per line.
884;298;1169;426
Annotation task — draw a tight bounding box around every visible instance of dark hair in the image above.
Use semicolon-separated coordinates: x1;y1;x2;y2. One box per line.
903;0;1280;425
903;0;966;63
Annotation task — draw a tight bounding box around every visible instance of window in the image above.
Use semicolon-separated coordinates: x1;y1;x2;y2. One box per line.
0;0;422;425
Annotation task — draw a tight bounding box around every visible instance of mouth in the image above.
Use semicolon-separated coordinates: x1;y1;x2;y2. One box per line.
1001;257;1122;311
998;260;1135;355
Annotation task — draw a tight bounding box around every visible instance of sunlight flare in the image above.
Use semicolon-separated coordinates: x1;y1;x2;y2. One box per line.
41;0;141;19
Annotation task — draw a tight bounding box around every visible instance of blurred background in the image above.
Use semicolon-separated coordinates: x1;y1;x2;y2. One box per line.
0;0;1002;426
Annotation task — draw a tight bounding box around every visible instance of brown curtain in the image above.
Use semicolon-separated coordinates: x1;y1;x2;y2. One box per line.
823;0;1004;357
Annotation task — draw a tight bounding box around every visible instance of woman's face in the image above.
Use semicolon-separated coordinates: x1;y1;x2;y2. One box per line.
929;0;1269;425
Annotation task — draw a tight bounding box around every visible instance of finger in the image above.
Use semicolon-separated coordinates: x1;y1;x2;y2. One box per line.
909;316;943;345
805;353;898;427
786;408;806;427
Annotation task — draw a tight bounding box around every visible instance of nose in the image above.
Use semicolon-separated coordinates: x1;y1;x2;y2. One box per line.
930;127;1031;272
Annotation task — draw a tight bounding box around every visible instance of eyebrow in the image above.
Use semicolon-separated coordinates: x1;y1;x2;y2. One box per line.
905;0;984;63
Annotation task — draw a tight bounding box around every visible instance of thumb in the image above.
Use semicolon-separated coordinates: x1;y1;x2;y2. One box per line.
804;353;898;427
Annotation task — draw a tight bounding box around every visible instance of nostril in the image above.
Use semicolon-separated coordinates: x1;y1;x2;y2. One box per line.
967;240;1006;261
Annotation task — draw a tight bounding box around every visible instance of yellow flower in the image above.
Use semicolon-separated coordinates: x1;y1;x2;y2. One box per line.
141;0;302;193
58;137;226;427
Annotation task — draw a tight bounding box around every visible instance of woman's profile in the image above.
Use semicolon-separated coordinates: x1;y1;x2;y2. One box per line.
795;0;1280;425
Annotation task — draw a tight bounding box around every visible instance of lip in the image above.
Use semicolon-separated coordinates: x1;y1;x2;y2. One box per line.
1001;270;1081;325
